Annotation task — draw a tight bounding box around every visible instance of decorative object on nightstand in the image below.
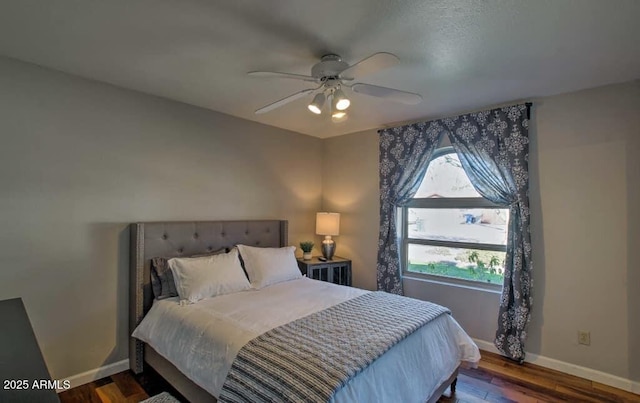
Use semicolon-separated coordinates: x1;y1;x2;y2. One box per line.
316;212;340;260
299;241;314;261
297;256;352;286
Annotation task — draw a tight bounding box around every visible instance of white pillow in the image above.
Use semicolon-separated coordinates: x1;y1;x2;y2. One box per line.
237;245;302;289
168;248;250;303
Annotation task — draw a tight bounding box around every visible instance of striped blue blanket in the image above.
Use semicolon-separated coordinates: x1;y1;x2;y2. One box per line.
219;291;450;403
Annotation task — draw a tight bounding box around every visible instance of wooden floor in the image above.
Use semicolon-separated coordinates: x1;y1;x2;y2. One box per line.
59;350;640;403
438;352;640;403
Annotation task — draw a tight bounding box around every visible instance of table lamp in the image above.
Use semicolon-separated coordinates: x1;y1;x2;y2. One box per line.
316;212;340;260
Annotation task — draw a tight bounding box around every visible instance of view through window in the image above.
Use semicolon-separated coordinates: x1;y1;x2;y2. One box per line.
403;148;509;285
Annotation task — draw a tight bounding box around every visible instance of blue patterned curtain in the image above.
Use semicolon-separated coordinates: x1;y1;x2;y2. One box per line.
377;123;442;294
377;104;532;362
443;105;532;362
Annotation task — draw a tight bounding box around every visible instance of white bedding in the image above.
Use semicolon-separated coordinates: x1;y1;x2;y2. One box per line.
133;278;480;402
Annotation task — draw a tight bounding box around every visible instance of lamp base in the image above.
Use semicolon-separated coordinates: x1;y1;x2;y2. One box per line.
321;236;336;260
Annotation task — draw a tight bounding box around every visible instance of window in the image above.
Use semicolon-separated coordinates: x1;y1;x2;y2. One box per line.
401;147;509;286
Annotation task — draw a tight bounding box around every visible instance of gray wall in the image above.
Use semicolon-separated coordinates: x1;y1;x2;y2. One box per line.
0;56;323;379
321;132;379;291
526;81;638;379
628;94;640;381
323;81;640;381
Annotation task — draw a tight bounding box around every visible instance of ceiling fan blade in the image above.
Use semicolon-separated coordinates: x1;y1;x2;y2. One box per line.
254;88;316;114
248;71;318;82
351;83;422;105
339;52;400;79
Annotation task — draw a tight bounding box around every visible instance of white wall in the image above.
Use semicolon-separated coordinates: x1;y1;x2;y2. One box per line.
0;56;323;380
323;81;640;382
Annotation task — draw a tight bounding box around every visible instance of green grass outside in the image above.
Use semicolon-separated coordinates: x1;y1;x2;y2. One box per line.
408;262;504;284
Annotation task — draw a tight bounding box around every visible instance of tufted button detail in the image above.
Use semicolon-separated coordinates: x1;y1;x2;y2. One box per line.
207;246;213;252
193;233;199;239
162;234;168;240
221;232;226;237
256;241;261;245
266;228;270;233
177;248;183;253
245;231;250;235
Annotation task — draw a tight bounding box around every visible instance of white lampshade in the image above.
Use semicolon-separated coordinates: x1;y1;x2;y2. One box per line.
308;93;325;114
332;110;346;119
332;88;350;111
316;212;340;236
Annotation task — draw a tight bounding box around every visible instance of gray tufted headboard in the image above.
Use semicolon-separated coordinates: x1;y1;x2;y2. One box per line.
129;220;288;373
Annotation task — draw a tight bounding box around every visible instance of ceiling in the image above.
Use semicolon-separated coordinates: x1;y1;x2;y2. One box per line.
1;0;638;138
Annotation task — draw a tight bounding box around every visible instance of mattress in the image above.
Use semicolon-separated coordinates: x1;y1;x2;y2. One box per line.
133;278;480;402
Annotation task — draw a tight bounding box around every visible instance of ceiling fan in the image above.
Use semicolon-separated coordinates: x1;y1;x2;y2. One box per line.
248;52;422;122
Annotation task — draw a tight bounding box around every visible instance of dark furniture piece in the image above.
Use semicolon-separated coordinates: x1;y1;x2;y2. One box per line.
0;298;60;403
297;256;352;286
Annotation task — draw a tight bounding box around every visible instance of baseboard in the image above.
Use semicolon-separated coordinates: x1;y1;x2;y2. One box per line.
57;359;130;392
473;339;640;395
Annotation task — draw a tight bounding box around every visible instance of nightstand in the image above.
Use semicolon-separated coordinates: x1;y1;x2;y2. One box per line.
297;256;352;286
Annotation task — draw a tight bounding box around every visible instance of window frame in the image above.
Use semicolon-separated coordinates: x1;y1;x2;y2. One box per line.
400;147;506;290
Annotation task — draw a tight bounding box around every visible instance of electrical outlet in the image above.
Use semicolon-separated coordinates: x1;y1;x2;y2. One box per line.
578;331;591;346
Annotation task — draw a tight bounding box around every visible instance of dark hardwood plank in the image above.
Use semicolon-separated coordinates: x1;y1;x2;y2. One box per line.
593;382;640;403
58;383;102;403
110;371;147;398
95;383;127;403
489;377;568;402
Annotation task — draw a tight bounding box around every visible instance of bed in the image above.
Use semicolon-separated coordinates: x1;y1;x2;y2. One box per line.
129;220;480;402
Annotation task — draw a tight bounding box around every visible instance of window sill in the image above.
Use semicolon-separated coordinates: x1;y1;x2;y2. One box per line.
402;272;503;294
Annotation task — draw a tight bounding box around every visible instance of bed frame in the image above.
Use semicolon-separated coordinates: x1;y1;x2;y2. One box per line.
129;220;457;402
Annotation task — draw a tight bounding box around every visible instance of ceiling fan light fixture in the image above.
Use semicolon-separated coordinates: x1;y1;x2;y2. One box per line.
307;93;325;114
333;88;350;111
250;52;417;119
